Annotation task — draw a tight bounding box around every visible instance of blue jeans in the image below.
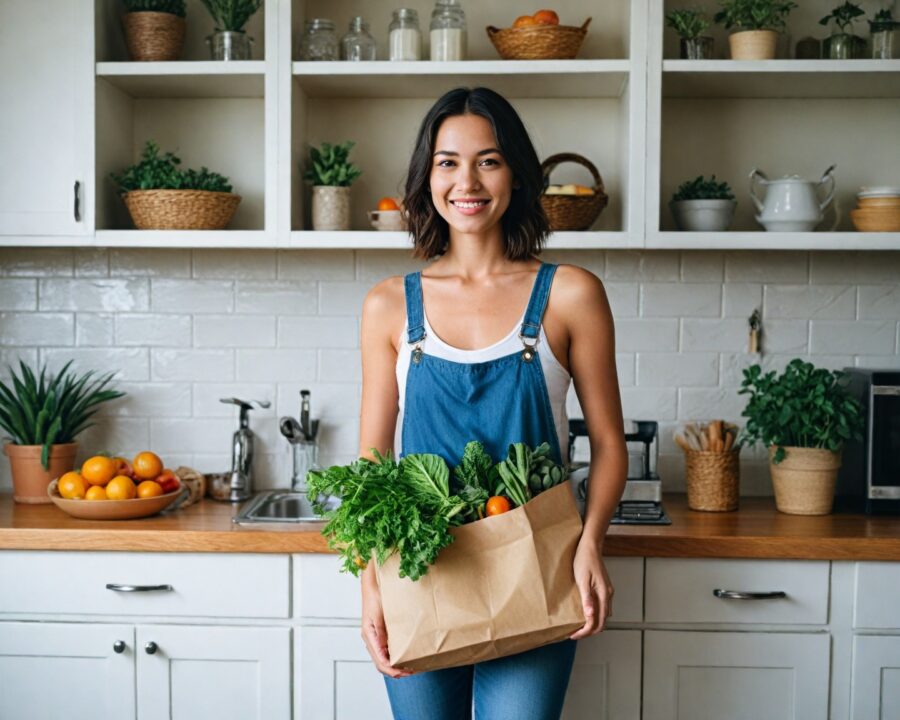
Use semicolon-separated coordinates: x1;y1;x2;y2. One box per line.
383;639;577;720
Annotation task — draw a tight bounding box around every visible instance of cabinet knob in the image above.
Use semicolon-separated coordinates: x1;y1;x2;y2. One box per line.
145;641;158;655
113;640;126;654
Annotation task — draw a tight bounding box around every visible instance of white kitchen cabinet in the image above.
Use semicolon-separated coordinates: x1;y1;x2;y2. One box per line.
0;0;93;236
851;635;900;719
643;630;830;720
562;630;643;720
0;622;135;720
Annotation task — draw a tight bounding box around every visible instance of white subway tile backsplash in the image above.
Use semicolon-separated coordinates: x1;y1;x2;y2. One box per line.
151;279;233;313
193;383;276;417
318;349;361;383
41;348;150;381
236;281;317;315
355;250;428;282
116;314;191;347
237;348;316;382
858;285;900;320
761;320;809;354
76;313;115;346
604;283;639;318
152;348;234;381
855;355;900;369
606;251;679;281
620;387;677;421
682;318;747;352
110;249;190;277
616;353;635;386
0;249;73;277
195;314;275;348
150;418;235;454
74;249;109;278
193;249;276;280
78;418;151;456
278;316;358;348
616;319;679;352
319;282;372;316
765;285;855;319
725;252;808;283
542;251;604;277
277;250;355;281
641;283;721;318
810;251;900;284
810;320;896;355
637;353;718;387
0;313;73;346
678;387;747;421
39;278;149;312
100;382;191;418
317;417;362;456
680;252;724;282
276;382;361;420
723;283;762;317
0;279;37;310
0;349;37;380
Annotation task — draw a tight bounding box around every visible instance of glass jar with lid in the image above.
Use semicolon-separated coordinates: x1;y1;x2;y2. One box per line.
430;0;467;61
389;8;422;61
298;18;339;61
341;16;377;61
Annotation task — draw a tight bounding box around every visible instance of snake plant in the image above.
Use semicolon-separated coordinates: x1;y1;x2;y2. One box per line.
0;360;125;470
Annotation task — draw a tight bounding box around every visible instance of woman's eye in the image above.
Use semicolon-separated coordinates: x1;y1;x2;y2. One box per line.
436;158;500;168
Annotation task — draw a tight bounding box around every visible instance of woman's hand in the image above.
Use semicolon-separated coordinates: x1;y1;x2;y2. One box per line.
569;537;614;640
361;565;414;678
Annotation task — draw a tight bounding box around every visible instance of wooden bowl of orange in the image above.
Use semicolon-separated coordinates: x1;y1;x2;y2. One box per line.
487;13;591;60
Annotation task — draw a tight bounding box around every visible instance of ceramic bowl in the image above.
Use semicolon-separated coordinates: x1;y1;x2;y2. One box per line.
857;196;900;209
48;478;185;520
367;210;407;232
858;186;900;198
850;207;900;232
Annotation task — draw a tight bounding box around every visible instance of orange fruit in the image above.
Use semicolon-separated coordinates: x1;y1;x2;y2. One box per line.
133;451;163;480
137;480;164;498
58;471;86;499
81;456;117;486
377;197;400;211
106;475;136;500
513;15;538;27
533;9;560;25
85;485;108;501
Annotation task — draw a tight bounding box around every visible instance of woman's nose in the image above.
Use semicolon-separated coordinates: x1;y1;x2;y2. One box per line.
456;164;481;191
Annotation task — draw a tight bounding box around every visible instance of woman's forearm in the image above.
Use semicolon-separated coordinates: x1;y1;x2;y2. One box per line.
579;438;627;550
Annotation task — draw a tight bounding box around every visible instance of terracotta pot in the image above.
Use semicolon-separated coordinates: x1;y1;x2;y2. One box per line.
4;443;78;504
729;30;778;60
122;11;185;62
768;446;841;516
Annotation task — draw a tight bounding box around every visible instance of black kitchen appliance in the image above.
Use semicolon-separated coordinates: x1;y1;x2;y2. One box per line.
568;418;671;525
836;369;900;515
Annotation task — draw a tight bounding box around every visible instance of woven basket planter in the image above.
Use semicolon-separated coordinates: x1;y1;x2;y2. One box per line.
684;448;740;512
487;17;591;60
123;190;241;230
768;446;841;516
122;11;185;62
728;29;778;60
540;153;608;231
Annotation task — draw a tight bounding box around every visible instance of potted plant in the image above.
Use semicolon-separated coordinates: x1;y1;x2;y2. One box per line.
122;0;186;62
666;8;715;59
738;359;864;516
670;175;737;231
714;0;797;60
110;140;241;230
199;0;263;60
303;141;362;231
1;361;125;504
820;2;867;59
869;9;898;59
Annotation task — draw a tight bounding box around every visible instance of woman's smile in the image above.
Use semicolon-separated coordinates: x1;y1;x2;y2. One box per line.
450;198;491;215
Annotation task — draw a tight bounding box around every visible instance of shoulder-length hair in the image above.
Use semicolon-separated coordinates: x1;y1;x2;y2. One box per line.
404;87;550;261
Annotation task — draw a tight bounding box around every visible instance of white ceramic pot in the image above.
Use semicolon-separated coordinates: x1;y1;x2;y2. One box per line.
670;199;737;231
311;186;351;231
750;165;837;232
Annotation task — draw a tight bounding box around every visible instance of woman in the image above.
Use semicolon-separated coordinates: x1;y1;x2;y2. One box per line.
358;87;627;720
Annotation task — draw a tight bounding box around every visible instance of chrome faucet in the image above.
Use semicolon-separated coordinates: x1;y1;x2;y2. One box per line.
220;397;270;502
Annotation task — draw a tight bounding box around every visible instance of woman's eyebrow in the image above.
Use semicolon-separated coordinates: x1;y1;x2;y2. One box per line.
433;148;502;157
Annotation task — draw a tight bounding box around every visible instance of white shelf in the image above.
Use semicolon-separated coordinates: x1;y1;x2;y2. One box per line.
287;230;634;250
92;230;271;248
662;60;900;98
292;60;631;99
648;231;900;251
96;61;265;98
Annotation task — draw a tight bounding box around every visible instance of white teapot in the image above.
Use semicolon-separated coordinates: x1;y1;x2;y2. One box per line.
750;165;837;232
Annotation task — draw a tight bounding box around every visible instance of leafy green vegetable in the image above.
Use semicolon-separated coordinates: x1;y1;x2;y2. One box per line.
672;175;734;202
451;441;495;521
199;0;263;32
110;141;233;194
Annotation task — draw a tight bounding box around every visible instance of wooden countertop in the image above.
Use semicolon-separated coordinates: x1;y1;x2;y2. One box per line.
1;492;899;559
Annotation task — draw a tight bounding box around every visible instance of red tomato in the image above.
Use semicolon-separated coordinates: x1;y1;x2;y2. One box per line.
486;496;511;516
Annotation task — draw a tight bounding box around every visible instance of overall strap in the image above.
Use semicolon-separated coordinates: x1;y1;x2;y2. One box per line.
520;262;557;341
404;271;426;345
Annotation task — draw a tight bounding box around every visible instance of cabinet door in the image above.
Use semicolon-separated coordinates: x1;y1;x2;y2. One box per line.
0;0;92;235
297;626;394;720
851;635;900;719
644;630;830;720
562;630;642;720
136;625;290;720
0;622;134;720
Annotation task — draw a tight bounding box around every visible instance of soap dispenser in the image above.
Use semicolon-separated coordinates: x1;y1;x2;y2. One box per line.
220;397;271;502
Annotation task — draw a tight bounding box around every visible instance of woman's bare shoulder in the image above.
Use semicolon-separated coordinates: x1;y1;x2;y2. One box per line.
362;276;407;352
552;263;609;312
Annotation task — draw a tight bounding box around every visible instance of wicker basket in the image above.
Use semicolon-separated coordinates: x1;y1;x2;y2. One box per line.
684;448;740;512
122;11;185;62
486;18;591;60
540;153;609;231
123;190;241;230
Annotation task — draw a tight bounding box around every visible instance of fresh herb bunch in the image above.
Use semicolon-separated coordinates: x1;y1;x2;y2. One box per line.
123;0;186;16
303;141;362;187
820;2;865;33
199;0;263;32
110;141;233;193
0;360;125;470
714;0;797;31
452;441;497;522
870;9;899;30
738;359;864;464
671;175;735;202
666;9;711;39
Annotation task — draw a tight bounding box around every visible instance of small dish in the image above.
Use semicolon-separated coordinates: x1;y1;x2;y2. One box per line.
48;478;184;520
367;209;408;232
850;207;900;232
858;186;900;198
857;196;900;209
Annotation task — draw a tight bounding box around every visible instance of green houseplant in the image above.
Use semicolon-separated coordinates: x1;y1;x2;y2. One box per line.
303;141;363;231
714;0;798;60
666;9;714;59
738;358;864;515
869;9;898;59
1;360;125;504
110;140;241;230
199;0;263;60
670;175;737;231
820;2;867;59
121;0;187;61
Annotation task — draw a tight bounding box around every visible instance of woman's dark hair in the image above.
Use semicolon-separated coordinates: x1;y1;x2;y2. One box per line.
404;87;550;261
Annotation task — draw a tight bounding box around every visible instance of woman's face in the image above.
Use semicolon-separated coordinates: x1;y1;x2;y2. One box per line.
429;113;515;237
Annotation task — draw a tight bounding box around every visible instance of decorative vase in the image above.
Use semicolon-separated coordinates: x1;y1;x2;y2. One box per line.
122;11;185;62
768;446;841;516
670;199;737;231
206;30;255;60
4;443;78;504
680;36;714;59
311;186;351;231
870;24;897;59
824;32;866;59
728;29;778;60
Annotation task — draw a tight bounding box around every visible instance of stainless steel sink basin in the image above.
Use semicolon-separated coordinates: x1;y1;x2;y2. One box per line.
233;490;326;525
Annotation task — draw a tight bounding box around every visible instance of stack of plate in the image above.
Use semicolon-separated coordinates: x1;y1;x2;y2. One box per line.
851;187;900;232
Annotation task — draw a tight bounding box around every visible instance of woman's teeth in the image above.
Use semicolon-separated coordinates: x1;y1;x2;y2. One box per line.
452;200;488;208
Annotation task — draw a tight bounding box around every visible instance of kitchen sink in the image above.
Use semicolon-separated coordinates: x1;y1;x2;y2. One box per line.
233;490;327;525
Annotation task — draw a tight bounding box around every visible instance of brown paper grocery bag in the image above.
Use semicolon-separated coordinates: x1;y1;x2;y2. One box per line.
375;482;586;672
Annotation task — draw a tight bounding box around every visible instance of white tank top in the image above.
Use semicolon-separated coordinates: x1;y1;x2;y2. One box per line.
395;307;572;465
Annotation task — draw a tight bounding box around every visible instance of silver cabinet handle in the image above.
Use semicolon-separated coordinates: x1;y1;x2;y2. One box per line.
113;640;126;654
714;589;787;600
145;641;158;655
106;583;173;593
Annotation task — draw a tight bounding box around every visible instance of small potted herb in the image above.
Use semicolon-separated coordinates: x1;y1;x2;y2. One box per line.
122;0;186;61
200;0;263;60
820;2;867;59
869;9;898;59
670;175;736;231
714;0;798;60
666;8;715;59
303;141;362;231
1;360;125;504
739;359;864;516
